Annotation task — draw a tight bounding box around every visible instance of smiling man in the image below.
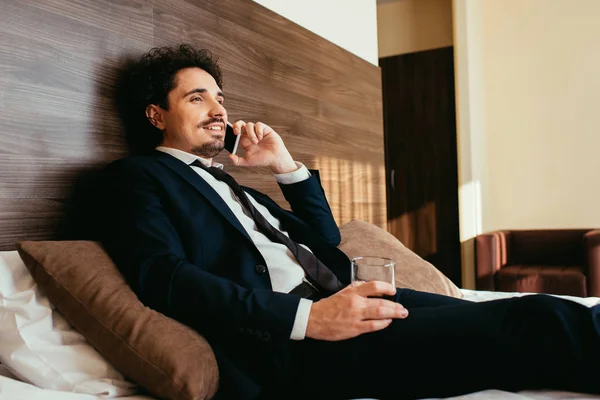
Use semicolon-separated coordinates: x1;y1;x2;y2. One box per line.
93;44;600;400
145;65;299;175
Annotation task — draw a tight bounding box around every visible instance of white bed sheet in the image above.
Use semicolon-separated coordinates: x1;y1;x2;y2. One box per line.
0;369;152;400
0;289;598;400
460;288;600;307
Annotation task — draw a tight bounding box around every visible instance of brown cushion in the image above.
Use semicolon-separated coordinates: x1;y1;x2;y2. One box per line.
338;220;463;298
16;241;219;400
496;265;587;297
510;230;587;266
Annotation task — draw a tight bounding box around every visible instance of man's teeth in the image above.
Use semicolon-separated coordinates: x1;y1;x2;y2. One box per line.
205;126;222;130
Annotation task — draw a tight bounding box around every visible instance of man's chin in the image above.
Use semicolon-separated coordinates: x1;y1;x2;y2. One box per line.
191;143;224;159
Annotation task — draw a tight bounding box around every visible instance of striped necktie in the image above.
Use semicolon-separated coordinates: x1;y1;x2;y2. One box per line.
190;159;343;293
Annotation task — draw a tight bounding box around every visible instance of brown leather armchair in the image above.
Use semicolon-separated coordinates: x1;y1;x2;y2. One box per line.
475;229;600;297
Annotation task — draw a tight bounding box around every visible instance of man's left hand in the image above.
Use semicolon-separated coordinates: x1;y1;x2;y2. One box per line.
228;120;297;174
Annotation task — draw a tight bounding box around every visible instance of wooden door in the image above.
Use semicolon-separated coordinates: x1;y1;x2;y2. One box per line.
380;47;461;286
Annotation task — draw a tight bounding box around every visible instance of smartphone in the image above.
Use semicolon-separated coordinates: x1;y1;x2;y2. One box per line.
224;121;241;155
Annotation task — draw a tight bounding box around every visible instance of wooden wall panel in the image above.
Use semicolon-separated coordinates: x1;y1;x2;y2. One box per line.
380;47;461;286
0;0;384;250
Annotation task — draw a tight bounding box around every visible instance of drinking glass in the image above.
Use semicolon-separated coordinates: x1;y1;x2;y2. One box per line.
350;256;396;299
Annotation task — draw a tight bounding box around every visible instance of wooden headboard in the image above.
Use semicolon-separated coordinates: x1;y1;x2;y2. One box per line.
0;0;385;251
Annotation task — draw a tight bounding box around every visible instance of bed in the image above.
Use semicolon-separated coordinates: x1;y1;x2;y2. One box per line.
0;244;600;400
0;246;599;400
1;0;599;399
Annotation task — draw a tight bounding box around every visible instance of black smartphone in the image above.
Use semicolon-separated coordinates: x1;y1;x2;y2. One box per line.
224;121;241;155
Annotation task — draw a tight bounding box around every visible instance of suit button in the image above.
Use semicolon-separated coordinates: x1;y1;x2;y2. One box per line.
255;264;267;274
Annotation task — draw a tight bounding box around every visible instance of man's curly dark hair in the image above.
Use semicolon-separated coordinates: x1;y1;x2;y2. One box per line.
115;44;223;154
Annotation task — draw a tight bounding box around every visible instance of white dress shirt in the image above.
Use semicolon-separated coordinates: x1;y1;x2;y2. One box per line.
156;146;313;340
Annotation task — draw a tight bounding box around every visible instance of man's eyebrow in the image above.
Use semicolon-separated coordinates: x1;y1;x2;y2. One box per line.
182;88;225;98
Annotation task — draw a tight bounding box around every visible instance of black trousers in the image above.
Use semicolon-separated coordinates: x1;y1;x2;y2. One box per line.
286;289;600;400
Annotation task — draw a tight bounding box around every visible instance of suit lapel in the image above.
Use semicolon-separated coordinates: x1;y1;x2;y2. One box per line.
154;152;252;242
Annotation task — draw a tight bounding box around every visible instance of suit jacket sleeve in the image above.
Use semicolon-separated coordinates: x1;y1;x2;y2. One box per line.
276;170;341;246
96;160;301;345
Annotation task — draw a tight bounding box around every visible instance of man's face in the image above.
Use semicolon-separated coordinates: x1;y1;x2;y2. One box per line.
147;67;227;158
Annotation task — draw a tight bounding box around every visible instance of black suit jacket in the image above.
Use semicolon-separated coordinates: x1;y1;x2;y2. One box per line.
93;150;350;398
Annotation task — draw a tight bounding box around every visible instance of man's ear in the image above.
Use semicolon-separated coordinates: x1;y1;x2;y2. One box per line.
145;104;165;130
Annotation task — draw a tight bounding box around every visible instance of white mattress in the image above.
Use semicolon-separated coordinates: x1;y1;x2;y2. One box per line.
0;289;598;400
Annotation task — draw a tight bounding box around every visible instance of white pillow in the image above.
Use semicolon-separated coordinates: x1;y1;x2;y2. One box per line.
0;250;138;397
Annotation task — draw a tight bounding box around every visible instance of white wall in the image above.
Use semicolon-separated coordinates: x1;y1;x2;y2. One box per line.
253;0;379;65
454;0;600;286
377;0;453;58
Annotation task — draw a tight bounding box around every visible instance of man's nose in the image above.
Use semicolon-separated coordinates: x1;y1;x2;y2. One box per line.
209;100;226;118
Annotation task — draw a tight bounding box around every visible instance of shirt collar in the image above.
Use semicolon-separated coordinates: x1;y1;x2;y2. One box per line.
155;146;224;169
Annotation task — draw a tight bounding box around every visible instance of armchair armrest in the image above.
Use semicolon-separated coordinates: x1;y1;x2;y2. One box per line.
475;231;511;290
584;230;600;297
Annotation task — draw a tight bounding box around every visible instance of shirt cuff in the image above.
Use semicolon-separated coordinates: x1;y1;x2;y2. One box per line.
290;298;313;340
274;162;311;184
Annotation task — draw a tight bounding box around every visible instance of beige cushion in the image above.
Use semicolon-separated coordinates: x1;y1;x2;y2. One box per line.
338;220;463;298
16;241;219;400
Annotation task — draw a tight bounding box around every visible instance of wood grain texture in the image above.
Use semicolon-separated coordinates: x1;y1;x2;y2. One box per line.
0;0;385;250
381;47;461;286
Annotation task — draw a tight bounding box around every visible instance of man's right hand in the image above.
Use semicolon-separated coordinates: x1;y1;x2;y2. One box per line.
305;281;408;341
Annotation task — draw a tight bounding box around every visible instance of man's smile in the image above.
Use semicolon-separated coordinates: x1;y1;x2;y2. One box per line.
201;122;224;131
